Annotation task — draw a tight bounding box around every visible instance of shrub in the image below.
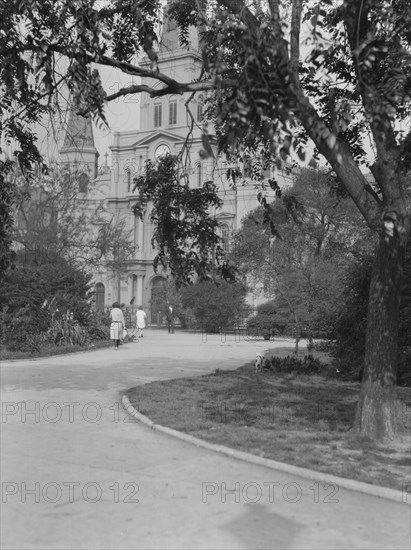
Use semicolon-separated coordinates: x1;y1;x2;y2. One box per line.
0;305;48;352
45;312;88;346
263;355;323;374
181;280;249;333
0;253;96;351
247;301;287;340
85;309;110;341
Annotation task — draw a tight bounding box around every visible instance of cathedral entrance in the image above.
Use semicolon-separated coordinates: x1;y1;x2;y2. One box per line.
150;276;166;326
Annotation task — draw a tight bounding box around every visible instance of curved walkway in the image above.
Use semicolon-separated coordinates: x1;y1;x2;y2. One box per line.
1;330;409;550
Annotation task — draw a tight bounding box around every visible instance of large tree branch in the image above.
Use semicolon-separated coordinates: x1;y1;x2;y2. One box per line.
105;78;237;102
342;0;401;200
99;55;181;89
290;0;303;75
294;90;381;229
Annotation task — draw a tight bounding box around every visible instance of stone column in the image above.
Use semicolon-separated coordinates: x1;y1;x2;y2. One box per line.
128;275;134;305
137;275;144;307
138;218;144;252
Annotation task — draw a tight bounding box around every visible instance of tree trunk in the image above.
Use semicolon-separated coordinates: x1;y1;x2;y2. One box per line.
354;230;405;440
117;274;121;303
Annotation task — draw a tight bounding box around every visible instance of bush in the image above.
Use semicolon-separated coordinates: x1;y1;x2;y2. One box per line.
247;301;287;340
0;253;96;352
45;312;88;346
0;305;48;352
263;355;323;374
312;340;334;353
181;280;249;333
85;309;110;341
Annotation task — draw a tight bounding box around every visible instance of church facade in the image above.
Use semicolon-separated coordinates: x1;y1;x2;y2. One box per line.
59;18;293;321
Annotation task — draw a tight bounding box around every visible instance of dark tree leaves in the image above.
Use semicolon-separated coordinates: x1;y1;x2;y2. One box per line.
132;154;233;285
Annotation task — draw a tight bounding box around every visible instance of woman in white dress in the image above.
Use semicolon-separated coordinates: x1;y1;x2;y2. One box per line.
110;302;125;350
136;306;147;338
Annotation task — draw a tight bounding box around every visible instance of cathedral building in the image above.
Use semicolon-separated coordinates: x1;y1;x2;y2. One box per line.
59;15;294;321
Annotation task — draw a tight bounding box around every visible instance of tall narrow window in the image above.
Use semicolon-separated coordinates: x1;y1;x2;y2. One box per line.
95;283;105;310
78;173;88;193
169;100;177;125
197;163;202;187
126;170;131;193
154;103;162;127
197;101;203;122
221;224;230;253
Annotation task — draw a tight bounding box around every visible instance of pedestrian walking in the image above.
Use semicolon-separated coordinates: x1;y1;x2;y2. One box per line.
166;304;175;334
110;302;125;350
136;306;147;338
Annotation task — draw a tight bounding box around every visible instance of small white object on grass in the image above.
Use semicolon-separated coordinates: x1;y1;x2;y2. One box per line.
255;352;264;373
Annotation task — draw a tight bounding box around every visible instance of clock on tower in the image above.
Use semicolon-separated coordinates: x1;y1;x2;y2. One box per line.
155;144;171;159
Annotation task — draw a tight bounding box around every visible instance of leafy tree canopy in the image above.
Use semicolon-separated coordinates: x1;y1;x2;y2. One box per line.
233;167;372;344
2;0;411;439
132;154;230;285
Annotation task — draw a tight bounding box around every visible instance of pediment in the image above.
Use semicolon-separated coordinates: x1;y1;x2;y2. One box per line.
132;131;184;148
215;211;235;220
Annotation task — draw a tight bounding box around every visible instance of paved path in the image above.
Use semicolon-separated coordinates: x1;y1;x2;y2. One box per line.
1;331;409;550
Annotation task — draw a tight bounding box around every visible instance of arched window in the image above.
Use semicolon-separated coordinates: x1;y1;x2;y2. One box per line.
95;283;105;310
125;169;131;193
154;102;162;127
169;97;177;125
221;224;230;252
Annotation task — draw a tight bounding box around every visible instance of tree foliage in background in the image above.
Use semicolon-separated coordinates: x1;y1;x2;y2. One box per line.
1;164;129;351
180;279;249;333
12;163;135;269
0;252;94;351
246;300;287;341
233;167;372;347
97;214;136;303
2;0;411;438
132;154;227;285
149;278;188;327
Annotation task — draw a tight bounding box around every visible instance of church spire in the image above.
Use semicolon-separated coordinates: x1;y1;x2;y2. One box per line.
59;103;100;178
62;105;96;149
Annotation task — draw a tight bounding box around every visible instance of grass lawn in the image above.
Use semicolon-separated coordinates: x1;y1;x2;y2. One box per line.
126;348;411;491
0;339;113;361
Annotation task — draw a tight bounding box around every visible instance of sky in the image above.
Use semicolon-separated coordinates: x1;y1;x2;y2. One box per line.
35;65;142;166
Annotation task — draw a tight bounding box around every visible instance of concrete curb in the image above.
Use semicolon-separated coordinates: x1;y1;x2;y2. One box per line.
122;395;408;505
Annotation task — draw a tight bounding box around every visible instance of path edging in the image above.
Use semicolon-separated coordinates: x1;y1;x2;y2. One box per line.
122;394;409;505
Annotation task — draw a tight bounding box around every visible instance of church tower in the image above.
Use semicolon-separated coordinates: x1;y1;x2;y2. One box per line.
59;105;100;181
137;4;202;136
